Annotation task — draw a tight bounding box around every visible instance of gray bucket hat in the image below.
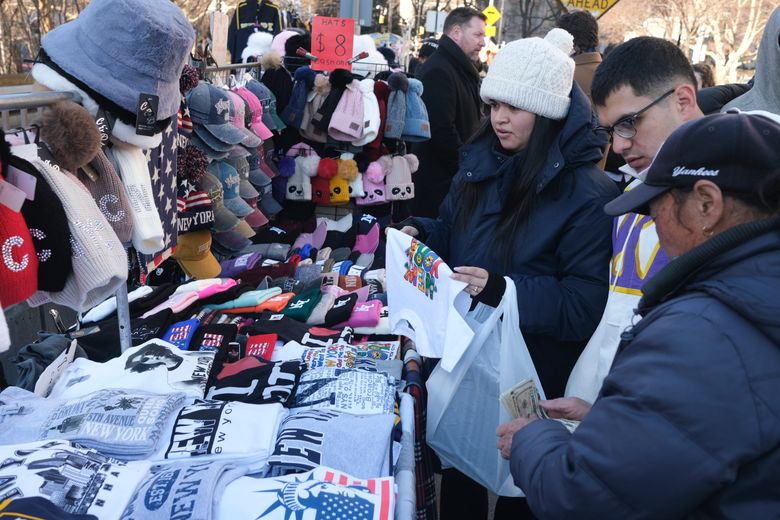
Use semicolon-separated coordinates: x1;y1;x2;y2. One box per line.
40;0;194;120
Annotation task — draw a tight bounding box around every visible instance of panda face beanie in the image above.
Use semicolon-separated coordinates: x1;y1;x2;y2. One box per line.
356;160;386;205
386;154;418;201
479;28;575;120
287;154;320;201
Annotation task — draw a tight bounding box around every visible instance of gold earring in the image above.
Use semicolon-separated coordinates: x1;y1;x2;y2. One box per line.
702;226;714;237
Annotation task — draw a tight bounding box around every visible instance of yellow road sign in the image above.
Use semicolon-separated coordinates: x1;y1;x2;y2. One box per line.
561;0;621;19
485;25;497;37
482;5;501;26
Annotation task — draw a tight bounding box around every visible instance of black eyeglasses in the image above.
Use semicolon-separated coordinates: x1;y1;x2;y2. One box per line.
595;89;675;139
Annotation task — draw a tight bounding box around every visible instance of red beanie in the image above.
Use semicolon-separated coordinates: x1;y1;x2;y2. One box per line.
0;195;39;308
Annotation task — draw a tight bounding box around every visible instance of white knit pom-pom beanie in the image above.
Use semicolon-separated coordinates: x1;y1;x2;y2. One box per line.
480;28;575;120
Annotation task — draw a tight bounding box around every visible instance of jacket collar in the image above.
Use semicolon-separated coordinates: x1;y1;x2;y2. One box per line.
573;52;602;66
639;217;780;313
438;35;480;82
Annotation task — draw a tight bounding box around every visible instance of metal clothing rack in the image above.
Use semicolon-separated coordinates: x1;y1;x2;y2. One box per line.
1;91;133;353
200;62;264;85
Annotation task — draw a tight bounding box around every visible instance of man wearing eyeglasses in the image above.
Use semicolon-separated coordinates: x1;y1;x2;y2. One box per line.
494;37;710;518
562;36;704;404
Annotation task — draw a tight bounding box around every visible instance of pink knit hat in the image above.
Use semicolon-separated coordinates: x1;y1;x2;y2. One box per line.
328;79;365;141
357;159;388;205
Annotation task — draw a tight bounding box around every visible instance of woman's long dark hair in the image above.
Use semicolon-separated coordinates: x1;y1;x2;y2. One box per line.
455;115;565;266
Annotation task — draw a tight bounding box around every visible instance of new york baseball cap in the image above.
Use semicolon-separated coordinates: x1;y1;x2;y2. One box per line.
187;83;246;146
208;160;255;218
173;230;221;279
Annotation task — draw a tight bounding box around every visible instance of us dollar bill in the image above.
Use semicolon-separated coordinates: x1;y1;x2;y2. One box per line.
500;379;581;433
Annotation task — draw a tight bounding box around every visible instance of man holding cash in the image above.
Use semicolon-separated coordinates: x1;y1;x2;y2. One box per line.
496;110;780;519
497;35;706;447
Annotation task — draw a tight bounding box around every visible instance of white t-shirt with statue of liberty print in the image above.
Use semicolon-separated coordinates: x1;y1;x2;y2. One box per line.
218;466;395;520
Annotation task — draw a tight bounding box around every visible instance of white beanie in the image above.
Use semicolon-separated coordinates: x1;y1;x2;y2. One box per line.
26;159;128;312
110;142;166;254
287;154;320;201
353;79;381;146
480;28;575;120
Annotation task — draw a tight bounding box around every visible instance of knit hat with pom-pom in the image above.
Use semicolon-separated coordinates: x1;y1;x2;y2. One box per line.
312;157;338;205
356;160;387;205
384;73;408;140
287;152;320;201
386;153;418;201
480;28;575;120
179;64;200;94
39;101;101;173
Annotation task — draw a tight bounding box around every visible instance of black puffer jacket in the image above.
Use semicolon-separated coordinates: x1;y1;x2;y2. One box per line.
412;35;483;218
415;84;617;397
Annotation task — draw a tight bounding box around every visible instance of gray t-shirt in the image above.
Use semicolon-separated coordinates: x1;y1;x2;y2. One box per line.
0;387;186;460
267;409;395;479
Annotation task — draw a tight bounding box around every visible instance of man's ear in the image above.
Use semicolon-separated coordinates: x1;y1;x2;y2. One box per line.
692;180;725;227
674;83;700;120
448;24;462;44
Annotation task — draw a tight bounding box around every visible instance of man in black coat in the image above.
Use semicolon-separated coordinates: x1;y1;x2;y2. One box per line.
413;8;487;218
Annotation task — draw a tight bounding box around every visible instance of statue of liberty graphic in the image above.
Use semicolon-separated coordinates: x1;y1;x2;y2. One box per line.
256;473;375;520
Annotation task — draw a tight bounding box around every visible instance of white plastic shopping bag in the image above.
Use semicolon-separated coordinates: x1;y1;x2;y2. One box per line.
426;278;545;496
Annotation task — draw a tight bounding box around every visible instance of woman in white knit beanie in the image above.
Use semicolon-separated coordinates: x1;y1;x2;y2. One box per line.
397;28;619;519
